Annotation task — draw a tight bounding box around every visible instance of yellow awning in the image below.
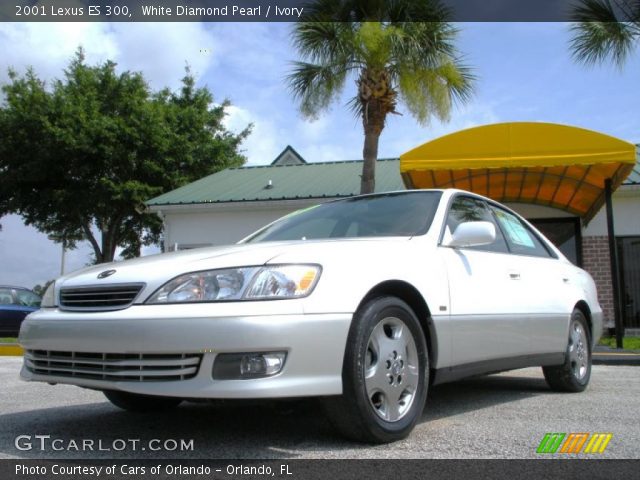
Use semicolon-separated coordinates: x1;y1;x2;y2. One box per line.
400;122;637;222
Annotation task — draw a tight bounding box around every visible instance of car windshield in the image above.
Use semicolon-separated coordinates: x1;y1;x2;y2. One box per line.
244;191;442;243
15;289;41;307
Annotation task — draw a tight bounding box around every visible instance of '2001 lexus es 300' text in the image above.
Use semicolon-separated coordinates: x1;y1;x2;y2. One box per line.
19;189;601;443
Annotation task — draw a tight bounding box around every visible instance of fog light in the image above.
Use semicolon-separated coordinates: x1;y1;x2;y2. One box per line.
213;352;286;380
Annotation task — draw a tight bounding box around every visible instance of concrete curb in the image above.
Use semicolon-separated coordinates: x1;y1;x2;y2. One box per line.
593;353;640;365
593;346;640;366
0;343;23;356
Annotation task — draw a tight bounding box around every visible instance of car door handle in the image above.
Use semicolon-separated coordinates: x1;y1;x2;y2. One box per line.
562;277;570;283
508;272;520;280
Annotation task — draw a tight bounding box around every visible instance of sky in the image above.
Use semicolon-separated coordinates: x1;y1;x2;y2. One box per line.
0;22;639;289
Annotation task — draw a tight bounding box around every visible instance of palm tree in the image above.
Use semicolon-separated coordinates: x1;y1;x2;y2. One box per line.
288;0;474;194
570;0;640;67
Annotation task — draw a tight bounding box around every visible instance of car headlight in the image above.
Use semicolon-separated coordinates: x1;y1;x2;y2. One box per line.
146;265;321;304
40;282;57;308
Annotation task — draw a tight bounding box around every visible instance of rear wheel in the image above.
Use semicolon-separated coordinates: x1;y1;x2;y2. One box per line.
543;309;591;392
324;296;428;443
103;390;182;412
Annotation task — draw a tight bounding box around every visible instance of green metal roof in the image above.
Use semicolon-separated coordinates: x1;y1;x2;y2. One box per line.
148;145;639;207
146;158;404;206
623;146;640;185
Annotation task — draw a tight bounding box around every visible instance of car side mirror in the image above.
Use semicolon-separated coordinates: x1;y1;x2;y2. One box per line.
443;221;496;248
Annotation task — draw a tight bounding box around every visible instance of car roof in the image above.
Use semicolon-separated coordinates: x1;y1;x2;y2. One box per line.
0;286;33;291
335;188;486;202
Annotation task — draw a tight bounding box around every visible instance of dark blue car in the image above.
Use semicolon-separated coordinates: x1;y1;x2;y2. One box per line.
0;286;41;337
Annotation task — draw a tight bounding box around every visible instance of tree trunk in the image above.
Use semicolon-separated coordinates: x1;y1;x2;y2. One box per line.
82;223;104;264
358;67;395;195
360;98;386;194
82;220;121;264
100;230;112;264
100;227;119;264
361;129;380;194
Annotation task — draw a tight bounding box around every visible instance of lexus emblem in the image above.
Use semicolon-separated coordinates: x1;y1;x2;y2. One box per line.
97;269;116;279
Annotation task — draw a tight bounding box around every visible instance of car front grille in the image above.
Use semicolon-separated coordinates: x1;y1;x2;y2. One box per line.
24;350;202;382
59;284;144;311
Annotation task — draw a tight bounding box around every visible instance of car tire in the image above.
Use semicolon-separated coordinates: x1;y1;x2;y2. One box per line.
543;309;591;392
103;390;182;412
324;296;428;443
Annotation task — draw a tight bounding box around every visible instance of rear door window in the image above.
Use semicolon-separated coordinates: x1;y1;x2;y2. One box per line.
490;206;553;258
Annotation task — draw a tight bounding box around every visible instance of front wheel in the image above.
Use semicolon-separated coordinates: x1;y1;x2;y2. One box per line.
103;390;182;412
324;296;428;443
543;309;592;392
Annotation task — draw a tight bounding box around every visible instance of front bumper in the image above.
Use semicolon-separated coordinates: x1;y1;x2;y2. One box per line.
19;305;352;399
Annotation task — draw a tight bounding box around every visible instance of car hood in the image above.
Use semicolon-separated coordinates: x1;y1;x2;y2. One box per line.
55;238;413;296
1;304;39;313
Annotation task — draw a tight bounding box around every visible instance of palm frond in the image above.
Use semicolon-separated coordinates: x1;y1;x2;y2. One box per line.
300;0;361;21
287;61;349;118
289;1;474;125
353;22;397;68
397;57;475;124
386;0;454;22
292;22;355;65
569;0;640;67
301;0;454;22
346;95;364;119
388;22;459;75
301;0;386;22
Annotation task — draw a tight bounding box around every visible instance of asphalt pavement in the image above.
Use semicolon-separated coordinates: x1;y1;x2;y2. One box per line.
1;357;638;459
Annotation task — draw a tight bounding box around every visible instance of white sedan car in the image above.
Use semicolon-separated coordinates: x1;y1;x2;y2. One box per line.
19;189;602;443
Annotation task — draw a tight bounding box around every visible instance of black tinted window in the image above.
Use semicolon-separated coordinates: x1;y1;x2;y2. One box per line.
245;192;442;243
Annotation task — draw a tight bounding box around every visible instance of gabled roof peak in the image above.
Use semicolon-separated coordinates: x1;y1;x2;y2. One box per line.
271;145;306;165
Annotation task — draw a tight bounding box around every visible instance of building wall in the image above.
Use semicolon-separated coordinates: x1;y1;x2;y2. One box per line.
160;200;321;249
582;189;640;237
163;209;293;249
582;236;615;328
